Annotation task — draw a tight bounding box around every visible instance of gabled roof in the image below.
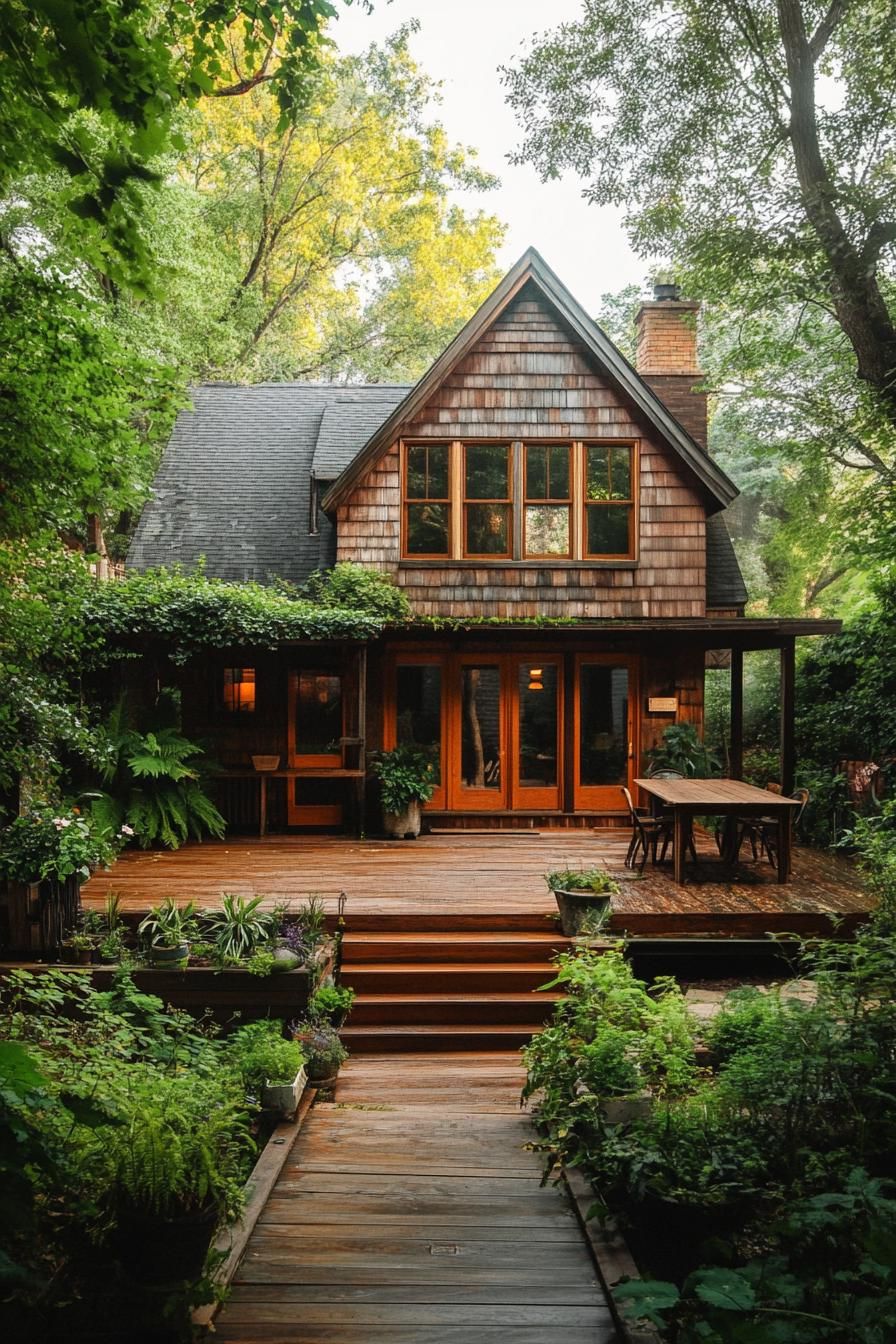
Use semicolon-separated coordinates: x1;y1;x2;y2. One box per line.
128;383;410;584
320;247;739;514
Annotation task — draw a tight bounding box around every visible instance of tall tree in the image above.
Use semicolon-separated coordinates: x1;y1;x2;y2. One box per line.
504;1;896;430
186;28;504;380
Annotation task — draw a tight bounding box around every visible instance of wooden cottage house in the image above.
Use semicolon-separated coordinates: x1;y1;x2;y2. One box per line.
129;250;836;833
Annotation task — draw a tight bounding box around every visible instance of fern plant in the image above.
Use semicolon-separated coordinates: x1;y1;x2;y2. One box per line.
92;694;225;850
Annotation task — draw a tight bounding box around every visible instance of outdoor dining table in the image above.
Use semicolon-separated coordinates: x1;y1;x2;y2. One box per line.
634;777;803;886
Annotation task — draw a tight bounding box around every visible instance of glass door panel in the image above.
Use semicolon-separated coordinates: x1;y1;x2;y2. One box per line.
289;672;343;767
394;662;445;808
456;663;506;808
574;660;633;809
512;660;561;809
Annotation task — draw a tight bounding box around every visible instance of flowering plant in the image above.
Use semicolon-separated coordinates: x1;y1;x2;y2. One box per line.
0;806;127;883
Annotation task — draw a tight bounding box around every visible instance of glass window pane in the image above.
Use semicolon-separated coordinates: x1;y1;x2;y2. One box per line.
525;505;569;556
461;666;501;790
406;446;427;498
587;505;631;556
610;445;632;500
427;444;449;498
406;503;450;555
223;667;255;713
547;445;570;499
526;445;547;499
518;664;558;788
296;674;341;755
466;503;509;555
465;445;508;499
586;445;610;500
579;665;629;786
396;665;442;785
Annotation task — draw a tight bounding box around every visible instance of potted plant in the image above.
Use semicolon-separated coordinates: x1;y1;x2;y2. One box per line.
369;744;436;838
647;723;721;778
202;892;274;966
62;931;97;965
292;1020;348;1087
546;868;620;937
138;897;197;968
0;805;125;955
228;1021;307;1117
307;983;356;1028
101;1069;253;1285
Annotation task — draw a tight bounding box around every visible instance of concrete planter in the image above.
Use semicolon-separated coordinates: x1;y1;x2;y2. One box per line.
553;888;613;937
383;800;421;839
261;1066;307;1118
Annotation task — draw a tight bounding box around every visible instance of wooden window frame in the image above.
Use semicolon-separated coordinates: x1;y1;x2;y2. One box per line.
573;654;638;810
581;441;638;562
222;666;256;714
523;442;573;559
383;653;447;810
401;441;452;560
398;439;639;564
462;442;513;560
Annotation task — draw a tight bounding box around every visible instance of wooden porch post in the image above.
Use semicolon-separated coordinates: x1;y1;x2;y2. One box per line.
729;648;744;779
356;645;367;837
780;638;796;794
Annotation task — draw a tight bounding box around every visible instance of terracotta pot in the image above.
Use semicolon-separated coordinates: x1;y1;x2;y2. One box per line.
383;800;421;839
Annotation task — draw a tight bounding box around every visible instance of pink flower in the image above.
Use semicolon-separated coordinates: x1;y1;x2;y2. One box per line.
120;824;135;837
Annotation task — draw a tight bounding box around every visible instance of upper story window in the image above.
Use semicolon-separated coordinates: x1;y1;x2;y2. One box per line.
404;443;450;556
401;440;637;562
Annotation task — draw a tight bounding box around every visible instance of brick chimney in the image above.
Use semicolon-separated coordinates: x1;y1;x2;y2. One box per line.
635;280;707;447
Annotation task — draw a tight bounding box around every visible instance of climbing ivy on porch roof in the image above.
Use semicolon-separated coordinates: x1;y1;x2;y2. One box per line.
82;566;398;664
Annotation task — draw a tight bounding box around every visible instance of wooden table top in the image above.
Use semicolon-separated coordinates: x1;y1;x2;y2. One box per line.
635;777;801;809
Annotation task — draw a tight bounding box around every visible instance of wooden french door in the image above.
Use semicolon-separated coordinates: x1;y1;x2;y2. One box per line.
450;655;564;811
573;655;636;810
287;669;345;825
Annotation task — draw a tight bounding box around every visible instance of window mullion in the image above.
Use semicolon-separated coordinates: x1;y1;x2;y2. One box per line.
512;440;523;561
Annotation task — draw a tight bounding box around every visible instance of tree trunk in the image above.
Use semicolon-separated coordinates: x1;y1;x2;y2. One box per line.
777;0;896;423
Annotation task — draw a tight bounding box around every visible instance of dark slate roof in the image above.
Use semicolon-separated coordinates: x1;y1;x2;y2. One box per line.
706;513;748;610
128;383;409;585
312;389;410;479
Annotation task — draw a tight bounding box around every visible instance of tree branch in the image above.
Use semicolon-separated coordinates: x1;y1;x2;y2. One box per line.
808;0;853;60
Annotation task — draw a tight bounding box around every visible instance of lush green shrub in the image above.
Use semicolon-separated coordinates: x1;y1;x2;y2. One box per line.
307;983;356;1025
226;1021;304;1091
545;868;619;894
298;563;411;621
370;744;436;812
647;723;721;777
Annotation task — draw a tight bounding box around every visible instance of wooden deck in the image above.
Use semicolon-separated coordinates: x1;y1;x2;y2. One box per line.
84;831;871;937
210;1054;614;1343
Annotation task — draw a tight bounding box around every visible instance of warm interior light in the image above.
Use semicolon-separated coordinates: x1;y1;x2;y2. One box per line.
529;668;543;677
527;666;544;692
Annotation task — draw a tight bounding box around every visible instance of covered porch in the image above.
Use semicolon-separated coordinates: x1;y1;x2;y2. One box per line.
83;829;871;938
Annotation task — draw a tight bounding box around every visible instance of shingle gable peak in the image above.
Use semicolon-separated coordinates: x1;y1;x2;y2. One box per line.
319;246;738;515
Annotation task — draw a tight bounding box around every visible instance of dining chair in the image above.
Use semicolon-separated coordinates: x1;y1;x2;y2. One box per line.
737;788;810;866
621;786;672;873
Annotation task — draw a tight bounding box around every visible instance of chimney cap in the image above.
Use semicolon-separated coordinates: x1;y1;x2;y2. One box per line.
653;274;681;302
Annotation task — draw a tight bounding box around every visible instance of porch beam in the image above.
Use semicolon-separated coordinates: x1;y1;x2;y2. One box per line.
780;638;796;794
729;648;744;779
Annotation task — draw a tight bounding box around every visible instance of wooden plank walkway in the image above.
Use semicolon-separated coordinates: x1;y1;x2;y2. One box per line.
84;831;871;937
211;1054;616;1343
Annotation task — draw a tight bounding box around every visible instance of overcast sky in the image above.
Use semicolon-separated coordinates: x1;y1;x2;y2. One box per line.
332;0;650;312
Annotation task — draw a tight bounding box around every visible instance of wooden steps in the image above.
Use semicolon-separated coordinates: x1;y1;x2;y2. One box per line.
340;917;569;1053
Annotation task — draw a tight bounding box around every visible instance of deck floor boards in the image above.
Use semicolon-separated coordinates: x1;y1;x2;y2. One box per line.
83;830;870;937
210;1054;615;1344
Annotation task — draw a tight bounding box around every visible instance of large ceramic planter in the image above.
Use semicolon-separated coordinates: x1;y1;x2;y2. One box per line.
261;1066;307;1118
149;938;190;968
553;889;613;938
383;800;421;839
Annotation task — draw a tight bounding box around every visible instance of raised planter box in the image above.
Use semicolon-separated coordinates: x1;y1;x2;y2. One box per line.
0;943;334;1027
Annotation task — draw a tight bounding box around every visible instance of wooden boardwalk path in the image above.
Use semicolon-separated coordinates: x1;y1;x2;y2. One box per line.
211;1054;616;1343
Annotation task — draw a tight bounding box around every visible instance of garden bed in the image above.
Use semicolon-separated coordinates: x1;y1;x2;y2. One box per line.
0;943;333;1025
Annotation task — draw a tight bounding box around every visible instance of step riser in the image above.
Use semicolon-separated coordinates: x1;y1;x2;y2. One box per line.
342;1029;542;1053
349;999;559;1027
341;968;556;994
341;939;569;964
336;913;561;934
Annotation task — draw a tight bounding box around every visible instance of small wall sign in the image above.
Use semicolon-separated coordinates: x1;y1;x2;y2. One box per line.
648;696;678;713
